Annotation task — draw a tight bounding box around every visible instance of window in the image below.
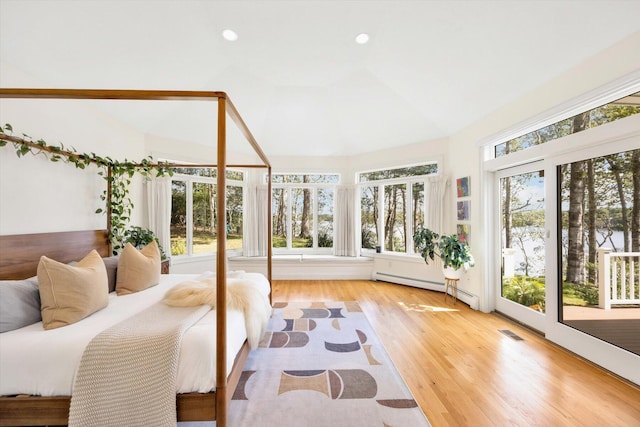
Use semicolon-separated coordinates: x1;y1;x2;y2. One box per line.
384;183;407;252
500;168;546;313
495;92;640;158
358;163;437;254
191;182;215;254
559;148;639;355
271;174;338;252
170;180;187;255
272;174;339;184
412;182;425;251
359;164;438;182
170;168;244;257
360;186;378;250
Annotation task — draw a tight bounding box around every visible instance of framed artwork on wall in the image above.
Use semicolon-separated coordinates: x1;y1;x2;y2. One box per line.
456;176;470;198
457;224;470;243
457;200;470;221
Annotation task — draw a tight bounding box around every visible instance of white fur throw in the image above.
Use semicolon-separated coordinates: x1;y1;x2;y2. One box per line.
163;277;271;349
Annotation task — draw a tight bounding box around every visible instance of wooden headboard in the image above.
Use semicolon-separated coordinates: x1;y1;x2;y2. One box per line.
0;230;110;280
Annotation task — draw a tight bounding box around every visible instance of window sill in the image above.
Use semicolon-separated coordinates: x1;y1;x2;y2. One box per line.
370;252;424;262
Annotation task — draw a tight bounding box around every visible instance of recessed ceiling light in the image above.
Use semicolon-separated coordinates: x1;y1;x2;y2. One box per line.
355;33;370;44
222;29;238;41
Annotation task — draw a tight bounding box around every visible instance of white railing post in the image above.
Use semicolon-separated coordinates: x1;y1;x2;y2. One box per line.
631;258;636;301
598;249;640;309
598;248;612;310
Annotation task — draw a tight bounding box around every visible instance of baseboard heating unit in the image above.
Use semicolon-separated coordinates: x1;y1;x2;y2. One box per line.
372;272;480;310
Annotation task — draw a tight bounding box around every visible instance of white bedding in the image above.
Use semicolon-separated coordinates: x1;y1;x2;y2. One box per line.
0;271;270;396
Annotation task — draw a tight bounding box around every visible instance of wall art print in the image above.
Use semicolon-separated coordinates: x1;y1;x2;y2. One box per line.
457;224;470;243
457;200;470;221
456;176;470;198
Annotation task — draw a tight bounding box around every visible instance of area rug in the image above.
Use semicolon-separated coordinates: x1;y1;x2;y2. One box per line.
227;301;431;427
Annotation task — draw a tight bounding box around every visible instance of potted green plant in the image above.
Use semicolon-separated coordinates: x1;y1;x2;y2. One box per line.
413;226;474;279
123;226;167;260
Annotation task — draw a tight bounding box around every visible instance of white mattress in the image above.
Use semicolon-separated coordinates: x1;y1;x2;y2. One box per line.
0;271;270;396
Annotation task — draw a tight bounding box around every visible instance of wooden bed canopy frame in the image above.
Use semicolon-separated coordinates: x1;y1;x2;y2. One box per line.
0;88;273;427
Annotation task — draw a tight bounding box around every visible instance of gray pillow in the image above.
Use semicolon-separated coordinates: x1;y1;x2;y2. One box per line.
0;277;42;333
103;256;119;293
69;256;119;293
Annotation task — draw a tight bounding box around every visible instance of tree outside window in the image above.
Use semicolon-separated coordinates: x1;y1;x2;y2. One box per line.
271;174;338;251
358;163;437;255
170;168;244;256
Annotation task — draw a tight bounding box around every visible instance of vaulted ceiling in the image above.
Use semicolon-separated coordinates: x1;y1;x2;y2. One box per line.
1;1;639;157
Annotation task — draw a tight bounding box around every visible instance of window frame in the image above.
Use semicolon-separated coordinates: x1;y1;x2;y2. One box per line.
357;163;437;257
270;174;339;254
170;170;245;259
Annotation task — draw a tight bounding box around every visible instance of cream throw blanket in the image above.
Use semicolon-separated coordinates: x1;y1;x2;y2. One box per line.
163;276;272;350
68;303;210;427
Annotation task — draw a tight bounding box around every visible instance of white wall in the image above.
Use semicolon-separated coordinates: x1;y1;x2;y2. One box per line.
0;64;148;235
447;31;640;313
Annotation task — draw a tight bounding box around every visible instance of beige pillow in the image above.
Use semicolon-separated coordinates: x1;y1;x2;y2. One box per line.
37;250;109;330
116;241;161;295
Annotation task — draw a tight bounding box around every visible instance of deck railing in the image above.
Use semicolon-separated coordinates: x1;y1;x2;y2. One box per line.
598;248;640;309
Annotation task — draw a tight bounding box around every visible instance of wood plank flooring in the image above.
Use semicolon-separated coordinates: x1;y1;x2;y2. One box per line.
272;280;640;427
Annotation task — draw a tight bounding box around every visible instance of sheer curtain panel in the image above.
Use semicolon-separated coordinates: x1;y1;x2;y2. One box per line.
145;176;171;257
335;186;356;256
245;185;268;256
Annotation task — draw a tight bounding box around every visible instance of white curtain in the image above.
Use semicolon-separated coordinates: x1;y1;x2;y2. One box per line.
426;175;448;269
335;186;356;256
245;185;268;257
145;176;171;257
426;174;448;234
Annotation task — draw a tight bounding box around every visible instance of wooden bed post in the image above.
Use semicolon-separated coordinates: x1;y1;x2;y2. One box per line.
267;165;273;298
107;166;113;255
216;96;228;427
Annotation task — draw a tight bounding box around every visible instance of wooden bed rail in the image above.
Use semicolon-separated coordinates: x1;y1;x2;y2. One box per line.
0;341;252;426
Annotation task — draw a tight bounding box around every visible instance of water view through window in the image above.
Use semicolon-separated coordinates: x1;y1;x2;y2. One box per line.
500;170;546;312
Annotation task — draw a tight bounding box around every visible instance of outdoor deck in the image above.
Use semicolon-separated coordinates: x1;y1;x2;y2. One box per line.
563;305;640;321
563;305;640;355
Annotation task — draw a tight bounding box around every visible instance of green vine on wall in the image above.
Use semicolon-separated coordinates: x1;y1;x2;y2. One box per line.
0;123;173;255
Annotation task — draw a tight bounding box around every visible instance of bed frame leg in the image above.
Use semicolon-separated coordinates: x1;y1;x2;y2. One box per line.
216;386;226;427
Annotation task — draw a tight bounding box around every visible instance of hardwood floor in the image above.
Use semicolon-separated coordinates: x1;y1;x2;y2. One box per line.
272;280;640;427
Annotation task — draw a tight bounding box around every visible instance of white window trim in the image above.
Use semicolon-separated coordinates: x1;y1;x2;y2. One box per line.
357;161;439;182
271;180;337;254
269;172;340;185
170;172;245;260
358;175;432;258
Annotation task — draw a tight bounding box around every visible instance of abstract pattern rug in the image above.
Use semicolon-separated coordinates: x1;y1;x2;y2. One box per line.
228;301;431;427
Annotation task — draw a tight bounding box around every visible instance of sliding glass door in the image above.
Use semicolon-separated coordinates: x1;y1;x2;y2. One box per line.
496;162;546;332
485;88;640;384
558;148;640;356
546;132;640;383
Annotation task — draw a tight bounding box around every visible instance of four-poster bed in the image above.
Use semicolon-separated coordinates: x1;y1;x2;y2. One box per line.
0;89;273;426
